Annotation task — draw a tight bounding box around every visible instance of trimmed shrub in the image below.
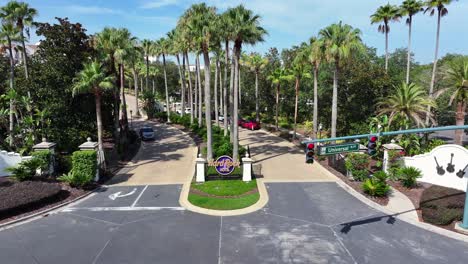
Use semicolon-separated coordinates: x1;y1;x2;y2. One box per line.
420;185;464;225
345;153;370;181
31;150;51;172
398;166;422;188
59;150;96;187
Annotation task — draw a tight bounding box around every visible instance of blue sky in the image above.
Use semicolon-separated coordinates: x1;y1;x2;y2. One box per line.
3;0;467;64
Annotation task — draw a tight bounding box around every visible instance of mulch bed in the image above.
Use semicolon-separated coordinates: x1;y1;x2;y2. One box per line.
0;177;89;224
318;159;389;206
189;187;259;199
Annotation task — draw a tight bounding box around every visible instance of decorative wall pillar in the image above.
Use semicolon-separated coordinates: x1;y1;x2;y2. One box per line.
32;138;56;176
196;154;206;182
382;140;404;174
242;153;253;182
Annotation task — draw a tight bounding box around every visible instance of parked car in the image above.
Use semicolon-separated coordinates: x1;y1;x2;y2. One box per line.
139;126;155;141
238;117;246;127
242;120;261;130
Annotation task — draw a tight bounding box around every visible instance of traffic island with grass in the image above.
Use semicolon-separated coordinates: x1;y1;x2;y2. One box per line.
188;178;260;210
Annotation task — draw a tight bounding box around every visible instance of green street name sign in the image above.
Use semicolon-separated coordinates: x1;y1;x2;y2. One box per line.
318;143;360;156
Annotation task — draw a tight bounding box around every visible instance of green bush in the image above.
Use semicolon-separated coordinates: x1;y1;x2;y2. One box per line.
398;166;422;188
56;154;72;175
345;153;370;181
387;150;405;180
31;150;51;172
59;150;96;187
362;178;390;197
372;170;388;183
6;156;44;181
279;121;292;129
420;185;464;225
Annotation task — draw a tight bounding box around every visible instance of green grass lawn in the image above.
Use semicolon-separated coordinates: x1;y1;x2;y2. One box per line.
188;193;260;210
191;179;257;196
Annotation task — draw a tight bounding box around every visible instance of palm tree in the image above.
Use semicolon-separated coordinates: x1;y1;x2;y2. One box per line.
141;39;153;91
167;29;187;117
371;4;401;73
225;5;267;161
309;37;325;139
267;68;292;130
424;0;455;126
0;1;37;80
212;46;223;126
291;47;311;140
400;0;424;84
155;37;171;123
319;22;364;138
127;43;142;116
0;22;20;147
219;11;233;136
73;61;114;166
435;58;468;145
377;82;436;127
243;52;268;122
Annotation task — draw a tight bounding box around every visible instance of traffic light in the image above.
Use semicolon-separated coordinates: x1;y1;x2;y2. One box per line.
306;143;315;164
367;135;378;155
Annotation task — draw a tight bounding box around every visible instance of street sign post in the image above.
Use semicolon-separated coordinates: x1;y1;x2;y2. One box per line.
318;143;360;156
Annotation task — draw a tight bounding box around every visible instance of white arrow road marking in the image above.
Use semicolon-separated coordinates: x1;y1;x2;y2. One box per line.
108;188;137;201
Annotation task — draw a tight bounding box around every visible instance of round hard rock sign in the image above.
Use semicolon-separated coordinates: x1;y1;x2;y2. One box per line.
209;155;240;175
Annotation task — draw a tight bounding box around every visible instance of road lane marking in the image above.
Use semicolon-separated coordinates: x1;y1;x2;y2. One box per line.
62;206;185;212
131;185;148;207
108;188;137;200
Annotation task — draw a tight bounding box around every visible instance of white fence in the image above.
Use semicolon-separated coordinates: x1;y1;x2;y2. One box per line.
403;145;468;192
0;150;31;177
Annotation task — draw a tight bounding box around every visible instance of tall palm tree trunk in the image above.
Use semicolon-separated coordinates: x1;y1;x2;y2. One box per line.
197;54;203;126
331;63;339;138
120;64;128;130
185;52;194;124
176;54;186;117
7;38;14;147
255;71;259;122
385;22;389;73
214;59;219;126
203;51;213;160
219;62;223;123
293;78;300;140
19;30;30;99
406;16;413;84
95;92;106;167
132;67;140;116
275;83;280;130
195;58;199;123
313;67;319;139
233;47;240;161
239;66;242;106
110;56;120;145
223;40;230;136
454;101;466;145
145;56;149;90
426;9;442;126
229;56;235;143
163;53;171;123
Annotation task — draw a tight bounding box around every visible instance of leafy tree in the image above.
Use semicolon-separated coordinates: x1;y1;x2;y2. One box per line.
267;68;293;130
309;37;325;139
291;46;311;139
242;52;268;122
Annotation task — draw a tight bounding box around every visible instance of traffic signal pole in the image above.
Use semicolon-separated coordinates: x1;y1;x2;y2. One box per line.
302;125;468;144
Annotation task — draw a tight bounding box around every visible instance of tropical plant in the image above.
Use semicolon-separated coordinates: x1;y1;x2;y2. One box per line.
267;68;293;130
424;0;456;126
141;39;153;91
72;60;114;166
224;4;267;161
362;177;390;197
243;52;268;122
309;37;325;139
398;166;422;188
435;57;468;145
319;22;364;138
400;0;424;84
154;37;171;123
371;4;401;72
291;46;311;139
377;82;436;127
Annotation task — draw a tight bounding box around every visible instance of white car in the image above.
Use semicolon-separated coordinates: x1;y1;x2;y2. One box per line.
139;126;155;141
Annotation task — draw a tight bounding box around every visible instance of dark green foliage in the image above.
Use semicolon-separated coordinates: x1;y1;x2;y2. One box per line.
398;166;422;188
362;170;390;197
31;150;51;172
387;150;405;180
58;150;96;187
56;154;72;175
420;186;464;225
142;91;158;119
372;170;388;182
345;153;370;181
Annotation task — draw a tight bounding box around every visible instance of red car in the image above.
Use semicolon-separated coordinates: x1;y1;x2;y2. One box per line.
242;120;261;130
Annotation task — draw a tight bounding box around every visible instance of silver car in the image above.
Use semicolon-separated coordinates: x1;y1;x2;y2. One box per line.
139;127;155;141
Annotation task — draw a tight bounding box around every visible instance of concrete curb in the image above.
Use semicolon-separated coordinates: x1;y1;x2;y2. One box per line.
0;188;95;231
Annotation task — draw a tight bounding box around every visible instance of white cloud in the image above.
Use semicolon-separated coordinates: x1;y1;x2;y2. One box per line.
140;0;179;9
66;5;122;15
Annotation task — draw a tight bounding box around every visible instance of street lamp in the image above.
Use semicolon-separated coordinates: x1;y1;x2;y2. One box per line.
318;123;323;139
129;110;133;129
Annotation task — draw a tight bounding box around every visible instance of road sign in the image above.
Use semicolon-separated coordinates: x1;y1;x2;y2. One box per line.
318;143;360;156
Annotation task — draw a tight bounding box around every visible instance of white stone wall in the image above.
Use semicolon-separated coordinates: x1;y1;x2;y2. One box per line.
403;145;468;192
0;150;31;177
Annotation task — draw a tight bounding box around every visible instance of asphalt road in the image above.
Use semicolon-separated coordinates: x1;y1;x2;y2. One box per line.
2;182;468;264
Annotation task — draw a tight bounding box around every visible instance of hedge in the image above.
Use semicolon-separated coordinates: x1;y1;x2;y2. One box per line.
63;150;97;187
31;150;52;172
